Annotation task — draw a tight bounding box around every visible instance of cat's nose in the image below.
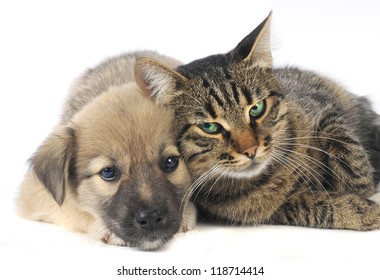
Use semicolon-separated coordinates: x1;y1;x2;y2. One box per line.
233;130;258;159
242;145;257;159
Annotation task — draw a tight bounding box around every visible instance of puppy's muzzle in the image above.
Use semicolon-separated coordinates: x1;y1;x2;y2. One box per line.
135;208;164;232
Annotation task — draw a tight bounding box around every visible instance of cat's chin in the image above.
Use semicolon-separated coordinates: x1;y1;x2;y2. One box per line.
224;159;270;179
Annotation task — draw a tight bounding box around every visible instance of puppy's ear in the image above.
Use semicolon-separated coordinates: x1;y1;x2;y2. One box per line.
30;125;76;205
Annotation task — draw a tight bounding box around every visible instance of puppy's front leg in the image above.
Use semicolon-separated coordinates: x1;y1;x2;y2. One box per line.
101;231;129;246
89;220;128;246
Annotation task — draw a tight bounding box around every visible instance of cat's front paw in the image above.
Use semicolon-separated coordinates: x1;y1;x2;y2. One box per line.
337;194;380;230
360;201;380;230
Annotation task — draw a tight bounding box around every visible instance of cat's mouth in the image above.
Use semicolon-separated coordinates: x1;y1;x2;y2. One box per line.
223;158;270;179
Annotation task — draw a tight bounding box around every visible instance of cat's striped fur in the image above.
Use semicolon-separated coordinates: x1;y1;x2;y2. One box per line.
135;13;380;230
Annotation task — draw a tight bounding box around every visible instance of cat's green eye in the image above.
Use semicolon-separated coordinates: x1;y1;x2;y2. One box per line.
198;122;222;134
249;100;266;119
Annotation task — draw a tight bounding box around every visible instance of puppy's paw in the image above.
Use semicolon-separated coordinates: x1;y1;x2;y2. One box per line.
101;231;129;246
180;202;197;232
369;191;380;205
89;221;129;246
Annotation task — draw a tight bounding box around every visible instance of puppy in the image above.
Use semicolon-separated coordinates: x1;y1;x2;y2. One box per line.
17;51;196;250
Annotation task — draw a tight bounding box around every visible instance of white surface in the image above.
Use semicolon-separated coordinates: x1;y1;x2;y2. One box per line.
1;1;379;279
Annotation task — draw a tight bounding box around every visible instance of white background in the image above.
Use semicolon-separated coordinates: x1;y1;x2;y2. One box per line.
1;0;379;279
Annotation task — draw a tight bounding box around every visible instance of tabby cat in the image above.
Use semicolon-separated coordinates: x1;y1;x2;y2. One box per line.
135;13;380;230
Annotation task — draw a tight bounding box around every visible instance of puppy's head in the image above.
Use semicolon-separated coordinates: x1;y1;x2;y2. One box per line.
31;83;192;250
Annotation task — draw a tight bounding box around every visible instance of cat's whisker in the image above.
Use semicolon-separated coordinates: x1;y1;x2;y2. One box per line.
277;142;362;179
168;104;206;111
280;150;326;195
179;91;204;106
274;147;333;197
166;105;206;118
175;112;200;119
275;145;349;192
283;132;376;145
188;169;221;208
204;169;226;198
180;165;222;212
282;135;359;146
270;152;318;199
270;153;306;189
275;128;355;140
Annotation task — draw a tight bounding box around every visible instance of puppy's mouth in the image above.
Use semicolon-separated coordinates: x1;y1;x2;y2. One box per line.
118;231;174;251
106;217;180;251
135;238;167;251
101;228;171;251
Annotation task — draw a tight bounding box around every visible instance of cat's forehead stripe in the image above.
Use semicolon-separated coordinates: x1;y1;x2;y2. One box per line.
217;83;235;107
222;68;232;80
209;88;224;107
241;87;253;104
202;78;210;88
231;82;241;105
205;102;217;119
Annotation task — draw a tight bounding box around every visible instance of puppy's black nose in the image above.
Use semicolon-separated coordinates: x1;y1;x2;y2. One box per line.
135;209;164;232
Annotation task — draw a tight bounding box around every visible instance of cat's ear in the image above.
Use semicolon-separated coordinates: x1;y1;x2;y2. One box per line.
231;12;273;68
134;58;188;104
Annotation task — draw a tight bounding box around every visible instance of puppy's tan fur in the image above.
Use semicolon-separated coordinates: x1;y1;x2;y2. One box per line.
17;52;196;250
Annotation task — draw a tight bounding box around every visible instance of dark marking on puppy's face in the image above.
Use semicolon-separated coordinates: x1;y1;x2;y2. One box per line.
102;168;183;250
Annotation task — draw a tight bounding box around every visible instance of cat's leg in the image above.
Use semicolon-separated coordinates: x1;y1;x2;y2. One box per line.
268;112;380;230
316;111;376;197
269;190;380;230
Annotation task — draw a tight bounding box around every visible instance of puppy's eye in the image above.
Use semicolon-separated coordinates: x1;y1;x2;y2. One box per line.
161;156;179;172
99;167;119;181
